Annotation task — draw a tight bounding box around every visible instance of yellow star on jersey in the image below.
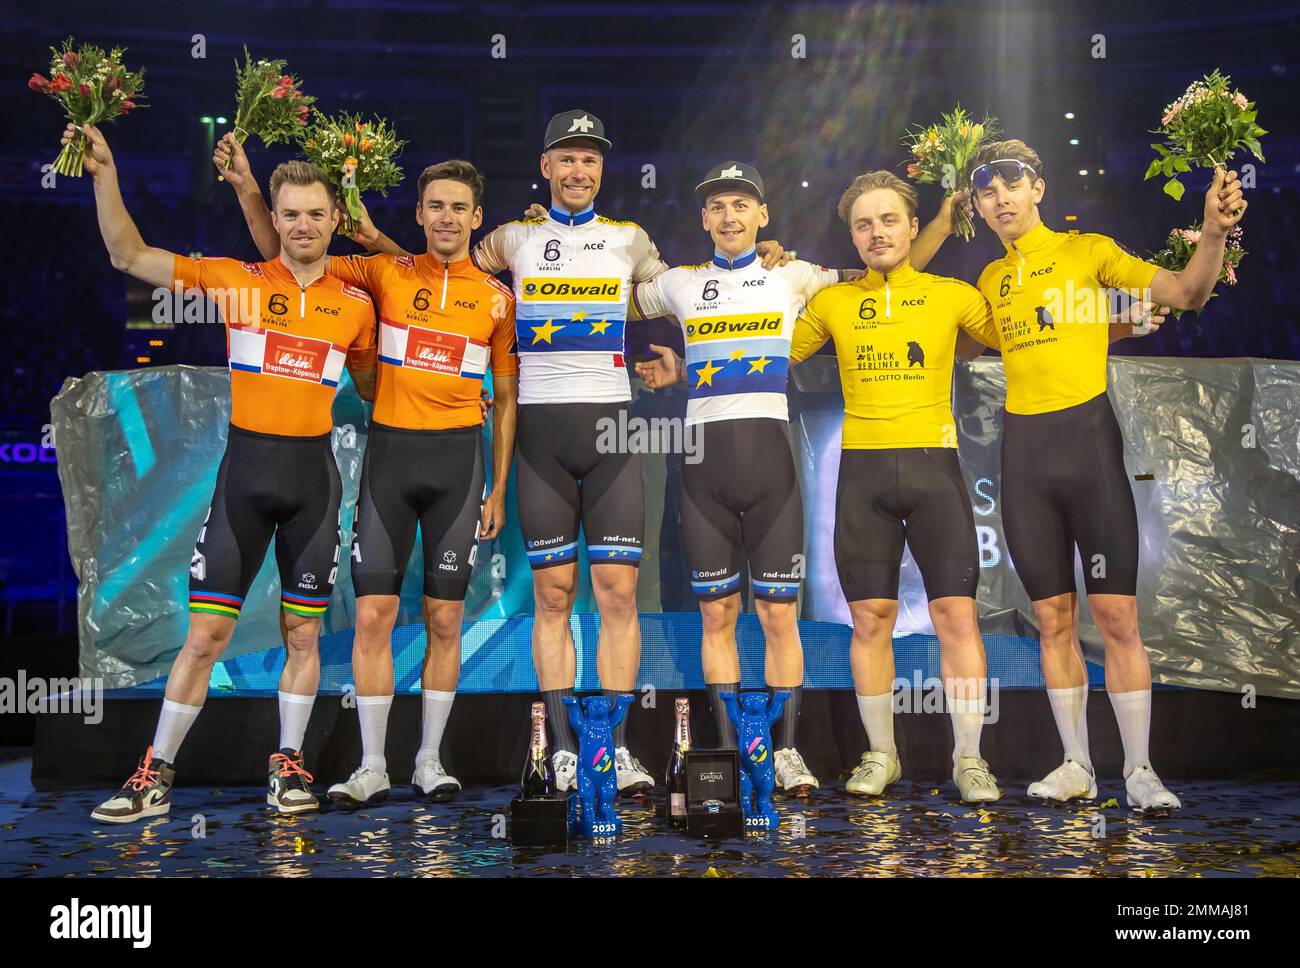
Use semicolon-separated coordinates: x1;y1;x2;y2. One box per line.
729;347;746;362
748;356;772;374
589;319;611;335
531;318;565;344
544;552;555;561
570;311;588;322
695;359;723;387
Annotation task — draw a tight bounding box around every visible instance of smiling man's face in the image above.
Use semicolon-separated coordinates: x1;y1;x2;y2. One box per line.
417;178;482;260
849;188;917;274
540;143;604;212
702;190;768;257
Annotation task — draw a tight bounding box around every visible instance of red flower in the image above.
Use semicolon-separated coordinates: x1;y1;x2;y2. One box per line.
62;51;78;67
28;73;52;93
107;76;120;92
79;83;92;97
278;75;293;87
271;86;286;99
50;73;73;93
121;99;136;112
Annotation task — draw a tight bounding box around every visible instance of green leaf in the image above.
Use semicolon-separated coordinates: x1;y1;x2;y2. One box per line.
1144;158;1163;180
1163;178;1185;201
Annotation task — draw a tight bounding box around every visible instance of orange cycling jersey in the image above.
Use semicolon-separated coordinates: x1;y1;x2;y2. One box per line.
172;255;376;437
329;253;518;430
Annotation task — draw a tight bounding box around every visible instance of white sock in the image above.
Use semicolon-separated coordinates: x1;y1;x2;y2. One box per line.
151;699;202;763
1108;688;1152;776
947;696;985;763
415;689;455;767
277;691;315;752
1046;684;1092;771
856;692;895;756
356;694;393;774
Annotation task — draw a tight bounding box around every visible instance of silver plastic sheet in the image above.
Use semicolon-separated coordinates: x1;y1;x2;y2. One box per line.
793;355;1300;699
52;365;665;689
52;366;372;688
55;357;1300;697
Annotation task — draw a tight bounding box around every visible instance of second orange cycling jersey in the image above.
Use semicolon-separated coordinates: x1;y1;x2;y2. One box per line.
330;252;518;429
172;255;376;437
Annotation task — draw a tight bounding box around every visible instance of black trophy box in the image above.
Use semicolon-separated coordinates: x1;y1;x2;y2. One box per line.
510;796;569;847
684;749;743;839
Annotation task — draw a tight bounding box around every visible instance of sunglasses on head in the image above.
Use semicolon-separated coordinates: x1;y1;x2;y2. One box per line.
971;159;1038;191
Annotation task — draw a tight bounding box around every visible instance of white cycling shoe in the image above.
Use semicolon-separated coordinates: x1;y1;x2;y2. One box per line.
1125;764;1181;813
1027;759;1098;802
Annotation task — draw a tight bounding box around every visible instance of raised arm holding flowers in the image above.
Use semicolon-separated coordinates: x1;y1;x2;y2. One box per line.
1146;69;1265;202
901;105;999;241
30;38;144;178
298;111;406;237
224;47;313;171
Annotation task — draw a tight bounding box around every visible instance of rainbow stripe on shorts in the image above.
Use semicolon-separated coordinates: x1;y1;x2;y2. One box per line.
281;591;330;617
189;591;243;618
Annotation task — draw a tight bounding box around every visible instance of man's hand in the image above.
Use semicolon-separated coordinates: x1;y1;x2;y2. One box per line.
1203;168;1246;237
212;132;256;193
524;202;548;220
940;189;973;234
480;489;506;541
341;199;381;246
1118;300;1169;339
635;343;684;390
62;123;111;177
757;239;792;268
479;386;493;421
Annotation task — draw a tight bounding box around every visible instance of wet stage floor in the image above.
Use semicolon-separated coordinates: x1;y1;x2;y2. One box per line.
2;755;1297;877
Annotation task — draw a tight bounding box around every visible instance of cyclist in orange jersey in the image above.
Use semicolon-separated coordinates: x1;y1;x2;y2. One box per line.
72;124;378;823
219;138;517;804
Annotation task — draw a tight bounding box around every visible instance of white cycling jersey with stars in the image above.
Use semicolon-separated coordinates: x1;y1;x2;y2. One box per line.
631;249;841;426
472;204;668;406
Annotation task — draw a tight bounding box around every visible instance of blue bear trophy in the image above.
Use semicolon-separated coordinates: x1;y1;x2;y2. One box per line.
721;690;790;832
562;694;634;837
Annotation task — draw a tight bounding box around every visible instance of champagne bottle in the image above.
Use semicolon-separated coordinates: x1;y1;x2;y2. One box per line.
521;701;555;799
666;697;691;827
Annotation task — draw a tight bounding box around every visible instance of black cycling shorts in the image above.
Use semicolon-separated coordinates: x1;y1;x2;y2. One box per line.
189;426;342;620
834;447;979;602
1000;391;1139;600
682;418;803;603
351;422;485;601
515;402;644;570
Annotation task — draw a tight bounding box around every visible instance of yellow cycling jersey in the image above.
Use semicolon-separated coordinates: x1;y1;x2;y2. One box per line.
976;222;1160;415
791;262;999;449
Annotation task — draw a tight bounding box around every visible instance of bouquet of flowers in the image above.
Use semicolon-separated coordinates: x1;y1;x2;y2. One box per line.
1146;69;1266;201
1149;223;1245;318
29;38;145;177
225;47;312;169
901;105;999;241
298;111;406;236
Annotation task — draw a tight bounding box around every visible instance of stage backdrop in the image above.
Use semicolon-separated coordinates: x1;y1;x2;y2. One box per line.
51;357;1300;698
